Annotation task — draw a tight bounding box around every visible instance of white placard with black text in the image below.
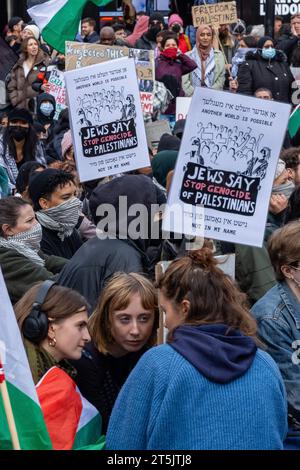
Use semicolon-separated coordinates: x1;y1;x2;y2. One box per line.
64;58;149;182
163;87;291;247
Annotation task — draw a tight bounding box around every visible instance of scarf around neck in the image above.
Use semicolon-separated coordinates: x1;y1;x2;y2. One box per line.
190;46;215;88
36;197;81;241
0;223;45;266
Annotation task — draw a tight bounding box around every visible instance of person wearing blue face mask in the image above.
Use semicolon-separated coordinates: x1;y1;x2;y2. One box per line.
237;36;294;103
35;93;57;144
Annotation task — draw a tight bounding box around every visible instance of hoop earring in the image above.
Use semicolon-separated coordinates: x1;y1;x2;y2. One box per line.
48;337;56;348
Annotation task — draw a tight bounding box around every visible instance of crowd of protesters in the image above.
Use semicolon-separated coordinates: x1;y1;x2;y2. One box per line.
1;1;300;451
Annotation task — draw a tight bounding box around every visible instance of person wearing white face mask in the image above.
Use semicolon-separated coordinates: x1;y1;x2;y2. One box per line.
237;36;294;103
0;197;67;304
29;168;83;259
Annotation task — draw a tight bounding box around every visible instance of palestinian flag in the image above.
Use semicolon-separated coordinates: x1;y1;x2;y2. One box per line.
288;104;300;140
27;0;111;53
0;269;52;450
36;366;104;450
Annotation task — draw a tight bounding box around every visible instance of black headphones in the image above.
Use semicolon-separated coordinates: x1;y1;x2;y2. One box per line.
22;280;57;344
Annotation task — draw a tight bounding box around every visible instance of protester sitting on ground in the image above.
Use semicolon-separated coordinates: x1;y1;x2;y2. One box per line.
0;108;46;191
14;282;96;450
237;36;294;103
7;37;50;109
58;174;164;310
73;272;159;432
135;13;165;50
155;32;197;116
29;169;83;259
0;197;66;304
106;248;287;450
252;221;300;436
182;24;226;96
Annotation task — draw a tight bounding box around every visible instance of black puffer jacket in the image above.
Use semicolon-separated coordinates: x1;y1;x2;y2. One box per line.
237;49;294;103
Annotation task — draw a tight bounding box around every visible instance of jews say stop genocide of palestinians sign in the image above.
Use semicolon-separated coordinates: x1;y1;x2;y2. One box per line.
64;58;149;182
192;1;237;27
163;87;291;248
65;42;155;114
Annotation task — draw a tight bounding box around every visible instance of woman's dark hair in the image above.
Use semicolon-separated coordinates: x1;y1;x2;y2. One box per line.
241;35;257;48
15;161;46;194
284;186;300;225
21;37;40;57
161;31;178;49
112;23;126;32
4;125;39;164
0;197;31;237
157;248;257;340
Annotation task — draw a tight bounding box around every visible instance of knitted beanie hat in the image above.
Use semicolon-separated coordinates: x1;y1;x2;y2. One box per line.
23;24;40;40
168;14;183;27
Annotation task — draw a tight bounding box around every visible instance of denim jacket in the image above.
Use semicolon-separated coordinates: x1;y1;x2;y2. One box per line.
252;282;300;429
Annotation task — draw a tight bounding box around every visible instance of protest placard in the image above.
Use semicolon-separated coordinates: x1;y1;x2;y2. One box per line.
65;42;154;114
64;57;149;182
176;97;192;121
48;68;66;120
192;1;238;27
163;87;291;248
145;120;172;152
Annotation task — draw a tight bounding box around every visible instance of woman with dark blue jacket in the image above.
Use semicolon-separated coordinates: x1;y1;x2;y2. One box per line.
237;36;294;103
252;221;300;437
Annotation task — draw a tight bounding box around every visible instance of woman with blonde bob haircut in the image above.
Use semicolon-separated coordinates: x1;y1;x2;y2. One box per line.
73;272;159;432
106;249;287;450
